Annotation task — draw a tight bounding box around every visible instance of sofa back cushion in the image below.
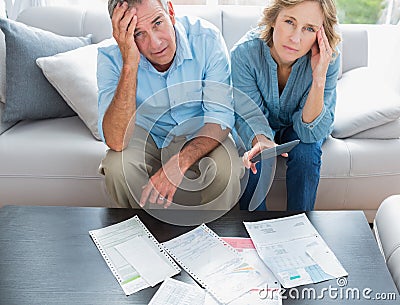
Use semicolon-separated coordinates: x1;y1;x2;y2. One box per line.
174;5;222;32
339;25;368;73
17;6;111;43
0;101;15;135
221;6;263;51
0;0;6;104
0;18;91;123
15;5;367;76
0;1;5;17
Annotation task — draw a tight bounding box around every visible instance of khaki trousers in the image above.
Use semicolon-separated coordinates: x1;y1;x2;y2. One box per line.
100;126;244;210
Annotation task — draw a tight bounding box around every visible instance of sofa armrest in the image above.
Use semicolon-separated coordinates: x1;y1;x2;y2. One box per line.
374;195;400;292
340;24;368;73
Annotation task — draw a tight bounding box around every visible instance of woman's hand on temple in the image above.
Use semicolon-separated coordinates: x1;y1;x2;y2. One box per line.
310;26;332;83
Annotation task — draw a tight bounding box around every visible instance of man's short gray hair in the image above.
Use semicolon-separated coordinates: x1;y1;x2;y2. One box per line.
108;0;169;18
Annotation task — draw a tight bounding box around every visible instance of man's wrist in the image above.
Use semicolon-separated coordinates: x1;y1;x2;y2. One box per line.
177;152;192;174
121;63;138;74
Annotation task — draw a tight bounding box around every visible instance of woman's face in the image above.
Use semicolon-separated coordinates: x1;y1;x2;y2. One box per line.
270;1;324;67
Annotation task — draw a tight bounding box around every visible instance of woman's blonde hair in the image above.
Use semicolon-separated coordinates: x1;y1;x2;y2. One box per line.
259;0;341;57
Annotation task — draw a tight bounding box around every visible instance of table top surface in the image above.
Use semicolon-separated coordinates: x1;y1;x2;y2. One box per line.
0;205;398;305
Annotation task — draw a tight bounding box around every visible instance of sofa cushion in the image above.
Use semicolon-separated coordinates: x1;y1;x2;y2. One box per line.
0;6;12;134
333;67;400;139
16;6;112;44
0;1;5;17
349;118;400;139
340;26;368;74
0;18;91;123
36;38;115;140
174;5;222;32
0;29;5;103
0;102;15;135
0;1;6;103
222;6;263;51
0;116;107;176
0;116;111;206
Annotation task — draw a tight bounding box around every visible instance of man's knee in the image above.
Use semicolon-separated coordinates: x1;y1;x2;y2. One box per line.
101;149;149;207
201;139;243;206
101;150;124;181
214;156;243;188
208;138;242;184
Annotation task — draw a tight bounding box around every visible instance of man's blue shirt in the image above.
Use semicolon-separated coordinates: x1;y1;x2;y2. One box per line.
231;29;340;150
97;16;234;148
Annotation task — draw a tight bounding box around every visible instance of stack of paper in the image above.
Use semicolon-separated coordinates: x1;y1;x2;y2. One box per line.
244;213;348;288
162;224;270;304
148;278;207;305
90;213;347;305
89;216;180;295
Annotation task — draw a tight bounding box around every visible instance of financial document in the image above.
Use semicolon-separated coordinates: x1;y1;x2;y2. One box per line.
244;214;348;288
148;277;206;305
89;216;180;295
163;224;267;304
218;237;282;305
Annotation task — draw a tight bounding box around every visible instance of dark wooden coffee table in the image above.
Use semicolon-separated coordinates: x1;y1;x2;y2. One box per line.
0;205;398;304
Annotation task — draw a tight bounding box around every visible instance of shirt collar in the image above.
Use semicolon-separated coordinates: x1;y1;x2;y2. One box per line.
138;19;193;72
173;19;193;66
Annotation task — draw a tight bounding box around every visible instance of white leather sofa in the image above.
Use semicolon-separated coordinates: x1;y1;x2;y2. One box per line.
1;5;400;222
374;195;400;292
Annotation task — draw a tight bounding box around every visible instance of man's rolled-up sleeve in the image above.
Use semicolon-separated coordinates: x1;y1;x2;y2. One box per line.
292;52;341;143
97;46;122;142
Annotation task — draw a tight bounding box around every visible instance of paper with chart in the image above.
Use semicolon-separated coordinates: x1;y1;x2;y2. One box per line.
244;214;348;288
217;237;282;305
163;224;267;304
148;277;206;305
89;215;180;295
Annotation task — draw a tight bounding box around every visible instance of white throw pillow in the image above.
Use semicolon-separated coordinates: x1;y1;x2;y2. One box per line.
349;118;400;139
332;67;400;139
36;38;116;140
0;0;6;103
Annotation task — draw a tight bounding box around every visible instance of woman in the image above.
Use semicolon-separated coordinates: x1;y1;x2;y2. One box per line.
232;0;341;211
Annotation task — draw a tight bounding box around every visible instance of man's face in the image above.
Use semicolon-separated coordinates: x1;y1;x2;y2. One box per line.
133;0;176;72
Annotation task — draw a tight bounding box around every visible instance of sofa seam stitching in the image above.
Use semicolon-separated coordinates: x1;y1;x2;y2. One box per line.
342;140;352;208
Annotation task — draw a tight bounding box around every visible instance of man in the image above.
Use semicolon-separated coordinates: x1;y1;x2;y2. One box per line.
98;0;243;210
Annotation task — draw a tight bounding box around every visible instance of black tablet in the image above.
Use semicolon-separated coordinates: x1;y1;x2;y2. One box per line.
250;139;300;163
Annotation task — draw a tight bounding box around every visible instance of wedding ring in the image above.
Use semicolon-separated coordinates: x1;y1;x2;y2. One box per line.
159;196;164;200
